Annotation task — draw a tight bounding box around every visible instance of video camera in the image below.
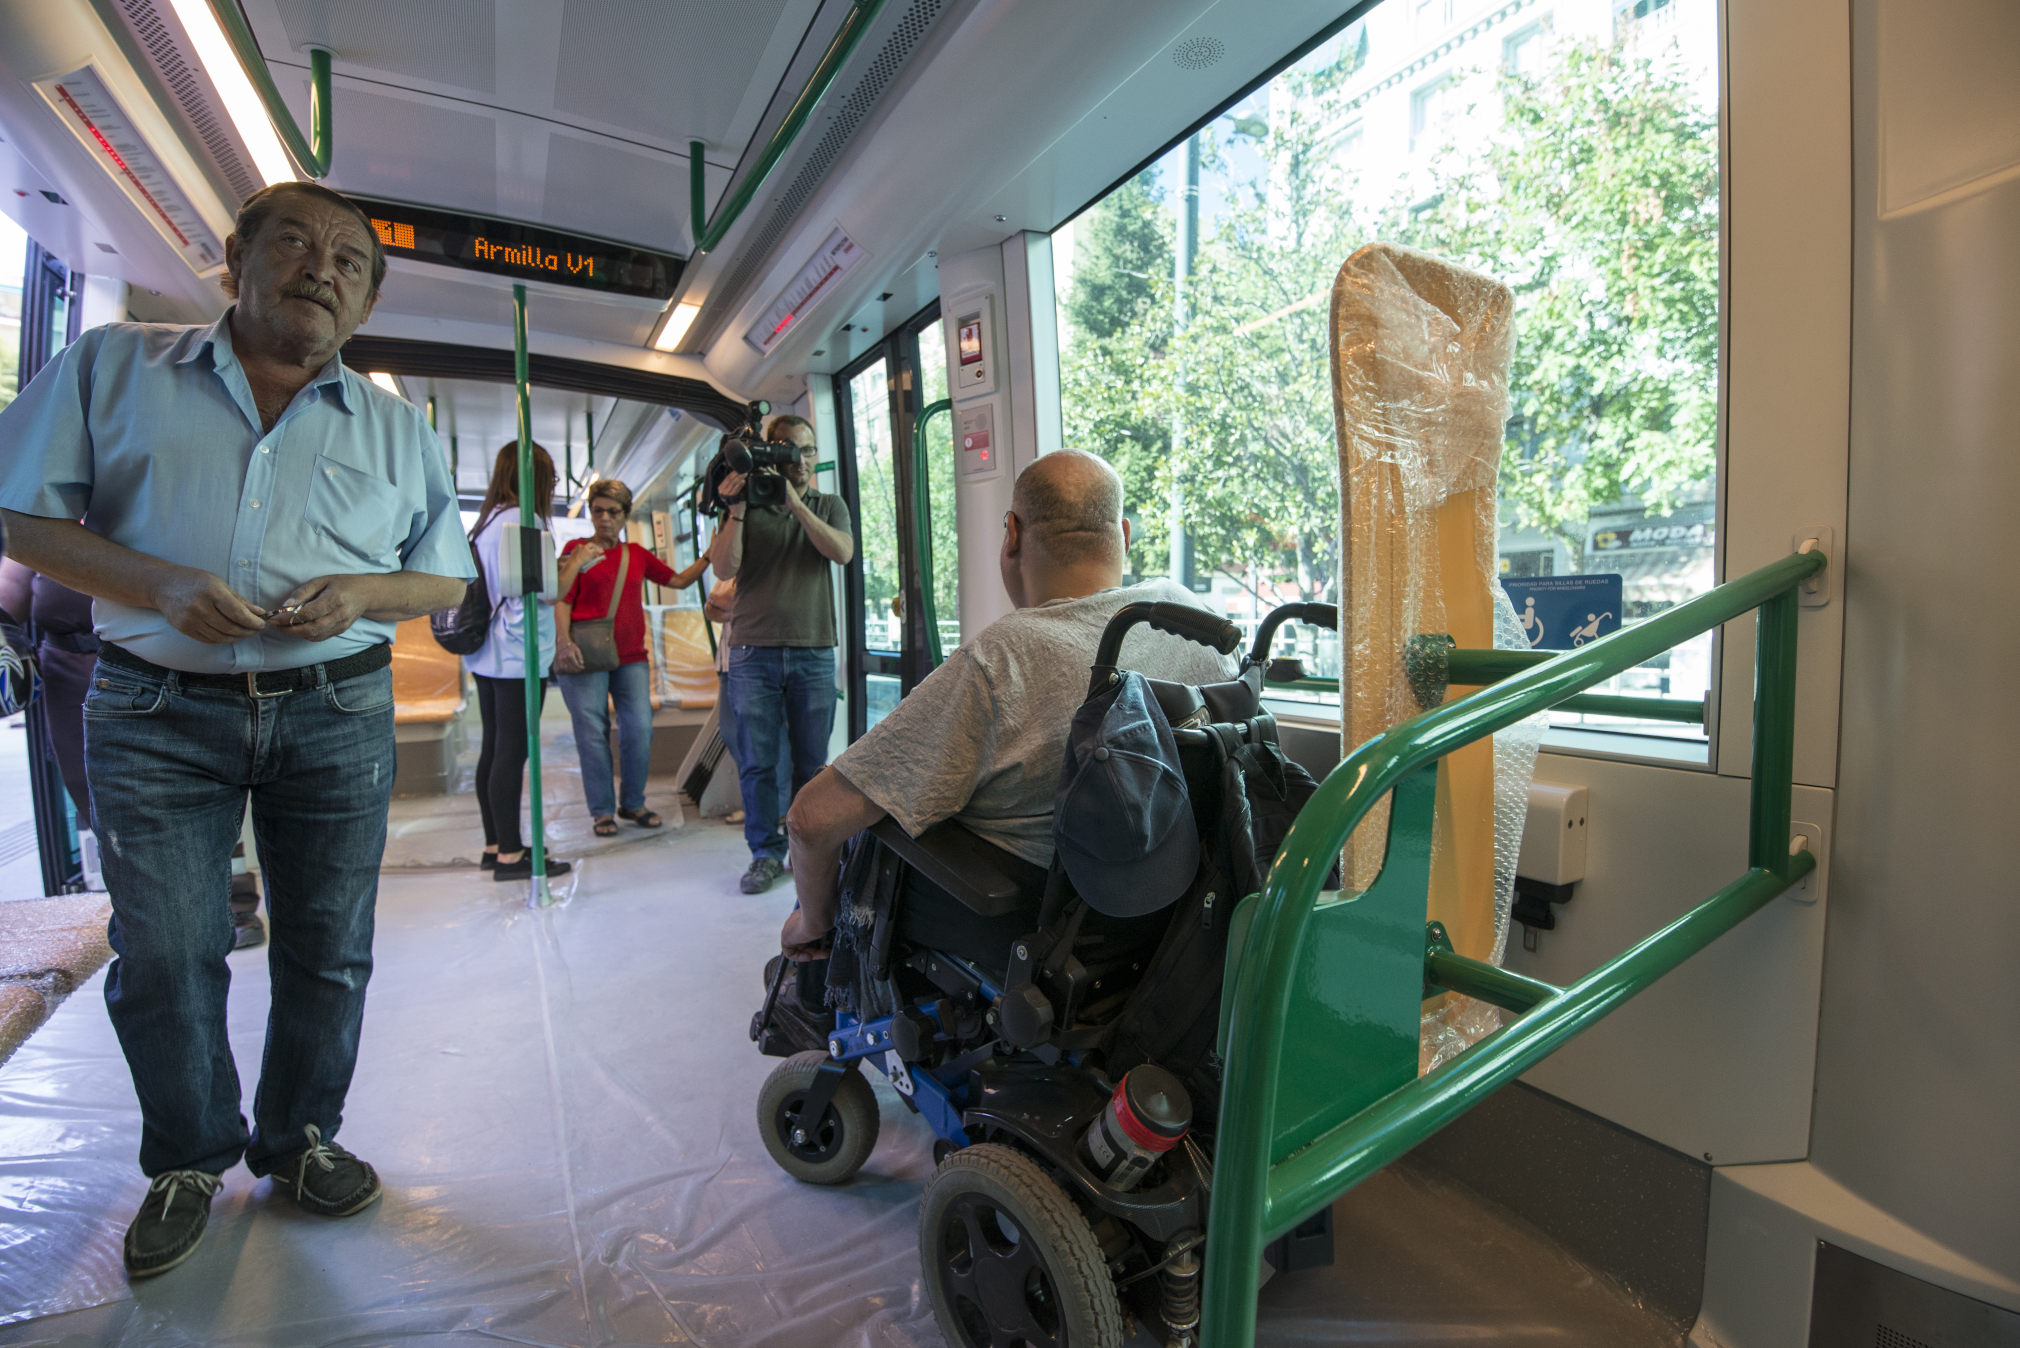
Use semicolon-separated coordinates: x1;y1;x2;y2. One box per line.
700;401;800;512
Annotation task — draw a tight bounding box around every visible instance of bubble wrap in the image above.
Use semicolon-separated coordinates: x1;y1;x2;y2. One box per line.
1326;243;1540;1071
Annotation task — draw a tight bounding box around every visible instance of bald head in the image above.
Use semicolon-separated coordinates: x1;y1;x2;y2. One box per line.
1011;450;1124;567
999;450;1130;608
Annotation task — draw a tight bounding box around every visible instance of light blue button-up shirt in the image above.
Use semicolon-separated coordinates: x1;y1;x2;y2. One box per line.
0;312;474;673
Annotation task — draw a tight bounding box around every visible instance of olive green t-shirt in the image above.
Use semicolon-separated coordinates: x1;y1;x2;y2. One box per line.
729;489;852;648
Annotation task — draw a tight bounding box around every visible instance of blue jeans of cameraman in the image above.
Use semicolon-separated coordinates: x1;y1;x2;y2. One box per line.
726;645;835;861
84;659;395;1178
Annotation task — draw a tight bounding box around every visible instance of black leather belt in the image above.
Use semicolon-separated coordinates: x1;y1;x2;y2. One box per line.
98;641;392;698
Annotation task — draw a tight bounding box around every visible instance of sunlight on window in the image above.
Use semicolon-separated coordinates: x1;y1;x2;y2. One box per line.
1053;0;1720;738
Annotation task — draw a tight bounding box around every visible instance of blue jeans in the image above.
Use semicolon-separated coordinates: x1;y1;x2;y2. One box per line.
558;661;652;819
727;646;836;861
84;659;396;1178
718;671;791;818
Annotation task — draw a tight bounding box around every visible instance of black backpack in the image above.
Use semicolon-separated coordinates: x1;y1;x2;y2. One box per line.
1097;736;1336;1130
428;534;495;656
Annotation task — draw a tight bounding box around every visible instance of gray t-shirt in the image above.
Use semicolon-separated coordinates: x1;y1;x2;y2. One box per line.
833;579;1239;866
731;489;852;648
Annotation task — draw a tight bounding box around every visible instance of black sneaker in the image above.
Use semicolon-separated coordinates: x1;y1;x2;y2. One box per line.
232;912;266;951
739;855;784;894
493;854;572;881
273;1125;382;1217
123;1169;222;1278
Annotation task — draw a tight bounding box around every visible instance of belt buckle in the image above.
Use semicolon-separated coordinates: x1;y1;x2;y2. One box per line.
246;669;290;699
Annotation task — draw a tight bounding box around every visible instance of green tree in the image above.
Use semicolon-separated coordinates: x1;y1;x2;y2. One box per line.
1059;35;1719;593
1058;169;1174;578
1400;43;1720;567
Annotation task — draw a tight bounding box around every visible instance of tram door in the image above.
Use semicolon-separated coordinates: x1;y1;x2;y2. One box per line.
834;303;956;740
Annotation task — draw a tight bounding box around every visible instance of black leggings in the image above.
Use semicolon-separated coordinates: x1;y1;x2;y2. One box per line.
474;674;549;854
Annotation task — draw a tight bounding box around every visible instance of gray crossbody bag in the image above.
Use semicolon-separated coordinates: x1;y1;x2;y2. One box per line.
570;544;630;673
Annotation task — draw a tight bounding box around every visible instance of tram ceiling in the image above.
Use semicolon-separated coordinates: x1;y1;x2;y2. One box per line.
340;335;747;497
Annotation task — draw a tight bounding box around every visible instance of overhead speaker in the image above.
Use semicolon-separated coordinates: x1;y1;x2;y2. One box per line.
1171;36;1226;71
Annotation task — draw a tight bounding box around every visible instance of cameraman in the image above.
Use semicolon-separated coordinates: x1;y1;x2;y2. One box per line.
714;415;854;893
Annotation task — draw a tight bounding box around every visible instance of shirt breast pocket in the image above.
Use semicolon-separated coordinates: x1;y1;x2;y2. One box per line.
303;454;404;566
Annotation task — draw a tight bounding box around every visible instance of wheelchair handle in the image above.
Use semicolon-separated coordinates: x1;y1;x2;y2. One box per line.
1090;602;1244;693
1248;602;1338;666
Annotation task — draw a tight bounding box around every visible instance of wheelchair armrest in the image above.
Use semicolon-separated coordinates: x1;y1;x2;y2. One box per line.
870;817;1046;918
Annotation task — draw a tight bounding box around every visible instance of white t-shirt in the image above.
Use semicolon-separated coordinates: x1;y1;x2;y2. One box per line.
464;514;555;680
832;579;1238;866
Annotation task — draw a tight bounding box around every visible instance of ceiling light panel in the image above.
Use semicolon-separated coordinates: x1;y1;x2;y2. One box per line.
166;0;296;185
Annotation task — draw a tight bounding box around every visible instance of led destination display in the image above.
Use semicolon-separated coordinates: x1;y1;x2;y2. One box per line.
346;196;683;300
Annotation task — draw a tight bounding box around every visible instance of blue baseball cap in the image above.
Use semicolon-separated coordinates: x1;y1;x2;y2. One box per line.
1053;671;1199;918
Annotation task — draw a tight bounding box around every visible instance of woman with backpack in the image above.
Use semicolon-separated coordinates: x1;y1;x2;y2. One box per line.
467;442;576;881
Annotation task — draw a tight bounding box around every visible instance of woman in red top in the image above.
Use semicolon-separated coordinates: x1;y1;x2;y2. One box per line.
553;479;707;834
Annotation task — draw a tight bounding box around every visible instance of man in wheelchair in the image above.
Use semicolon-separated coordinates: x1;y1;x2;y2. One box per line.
754;449;1336;1347
777;449;1236;961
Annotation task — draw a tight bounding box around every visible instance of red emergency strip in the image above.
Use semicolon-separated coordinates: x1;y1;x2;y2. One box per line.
54;83;190;247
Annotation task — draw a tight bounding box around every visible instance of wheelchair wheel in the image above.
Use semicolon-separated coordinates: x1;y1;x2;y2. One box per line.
757;1051;880;1185
920;1143;1124;1348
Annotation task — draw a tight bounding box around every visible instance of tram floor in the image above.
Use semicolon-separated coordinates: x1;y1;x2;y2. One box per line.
0;813;1681;1347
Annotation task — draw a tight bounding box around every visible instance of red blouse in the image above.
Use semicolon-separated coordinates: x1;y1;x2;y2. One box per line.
560;539;676;666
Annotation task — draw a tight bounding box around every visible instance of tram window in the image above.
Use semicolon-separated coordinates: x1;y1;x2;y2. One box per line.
0;215;24;412
916;317;959;657
846;357;903;728
1052;0;1721;743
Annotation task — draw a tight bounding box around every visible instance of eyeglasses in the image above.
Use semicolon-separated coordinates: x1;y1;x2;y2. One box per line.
589;505;625;519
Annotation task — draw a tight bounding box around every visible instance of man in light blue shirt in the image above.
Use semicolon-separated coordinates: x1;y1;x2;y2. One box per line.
0;181;473;1279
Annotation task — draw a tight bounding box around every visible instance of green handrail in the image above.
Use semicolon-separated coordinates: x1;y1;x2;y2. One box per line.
1269;674;1707;725
207;2;332;178
687;0;886;256
512;285;549;905
1200;547;1826;1346
913;397;952;668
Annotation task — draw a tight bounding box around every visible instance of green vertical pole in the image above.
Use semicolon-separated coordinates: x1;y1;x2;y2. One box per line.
450;434;460;487
586;408;595;476
513;285;549;902
1748;588;1800;877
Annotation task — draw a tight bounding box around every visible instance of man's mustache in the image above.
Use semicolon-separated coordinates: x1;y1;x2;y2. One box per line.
282;280;337;312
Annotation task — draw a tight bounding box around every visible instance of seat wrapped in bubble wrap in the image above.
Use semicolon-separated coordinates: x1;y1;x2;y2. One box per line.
1330;242;1542;1069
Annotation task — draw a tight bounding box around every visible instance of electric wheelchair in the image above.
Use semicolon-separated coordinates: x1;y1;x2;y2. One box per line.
752;600;1339;1348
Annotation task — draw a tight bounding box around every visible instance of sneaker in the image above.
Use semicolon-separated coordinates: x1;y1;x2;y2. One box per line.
493;854;573;881
739;855;784;894
273;1125;382;1217
123;1169;222;1278
231;912;266;951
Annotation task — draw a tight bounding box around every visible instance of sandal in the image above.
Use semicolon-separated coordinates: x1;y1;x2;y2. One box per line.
592;817;619;837
617;807;664;829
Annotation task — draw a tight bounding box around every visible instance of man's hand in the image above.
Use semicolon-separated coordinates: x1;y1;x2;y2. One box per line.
717;470;747;503
152;567;269;644
269;575;375;641
573;541;609;567
554;639;584;674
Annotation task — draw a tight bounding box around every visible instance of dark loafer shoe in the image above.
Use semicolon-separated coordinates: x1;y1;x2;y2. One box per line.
275;1125;382;1217
124;1169;223;1278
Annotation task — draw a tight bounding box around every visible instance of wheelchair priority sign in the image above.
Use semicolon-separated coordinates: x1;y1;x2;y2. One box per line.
1502;574;1624;650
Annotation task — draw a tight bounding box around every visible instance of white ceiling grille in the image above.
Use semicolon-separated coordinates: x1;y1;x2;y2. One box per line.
698;0;947;350
112;0;262;203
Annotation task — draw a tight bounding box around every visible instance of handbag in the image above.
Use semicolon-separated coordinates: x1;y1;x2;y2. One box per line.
569;542;630;673
429;533;496;655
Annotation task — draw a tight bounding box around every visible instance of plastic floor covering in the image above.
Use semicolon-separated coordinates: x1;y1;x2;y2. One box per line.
0;804;1679;1347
